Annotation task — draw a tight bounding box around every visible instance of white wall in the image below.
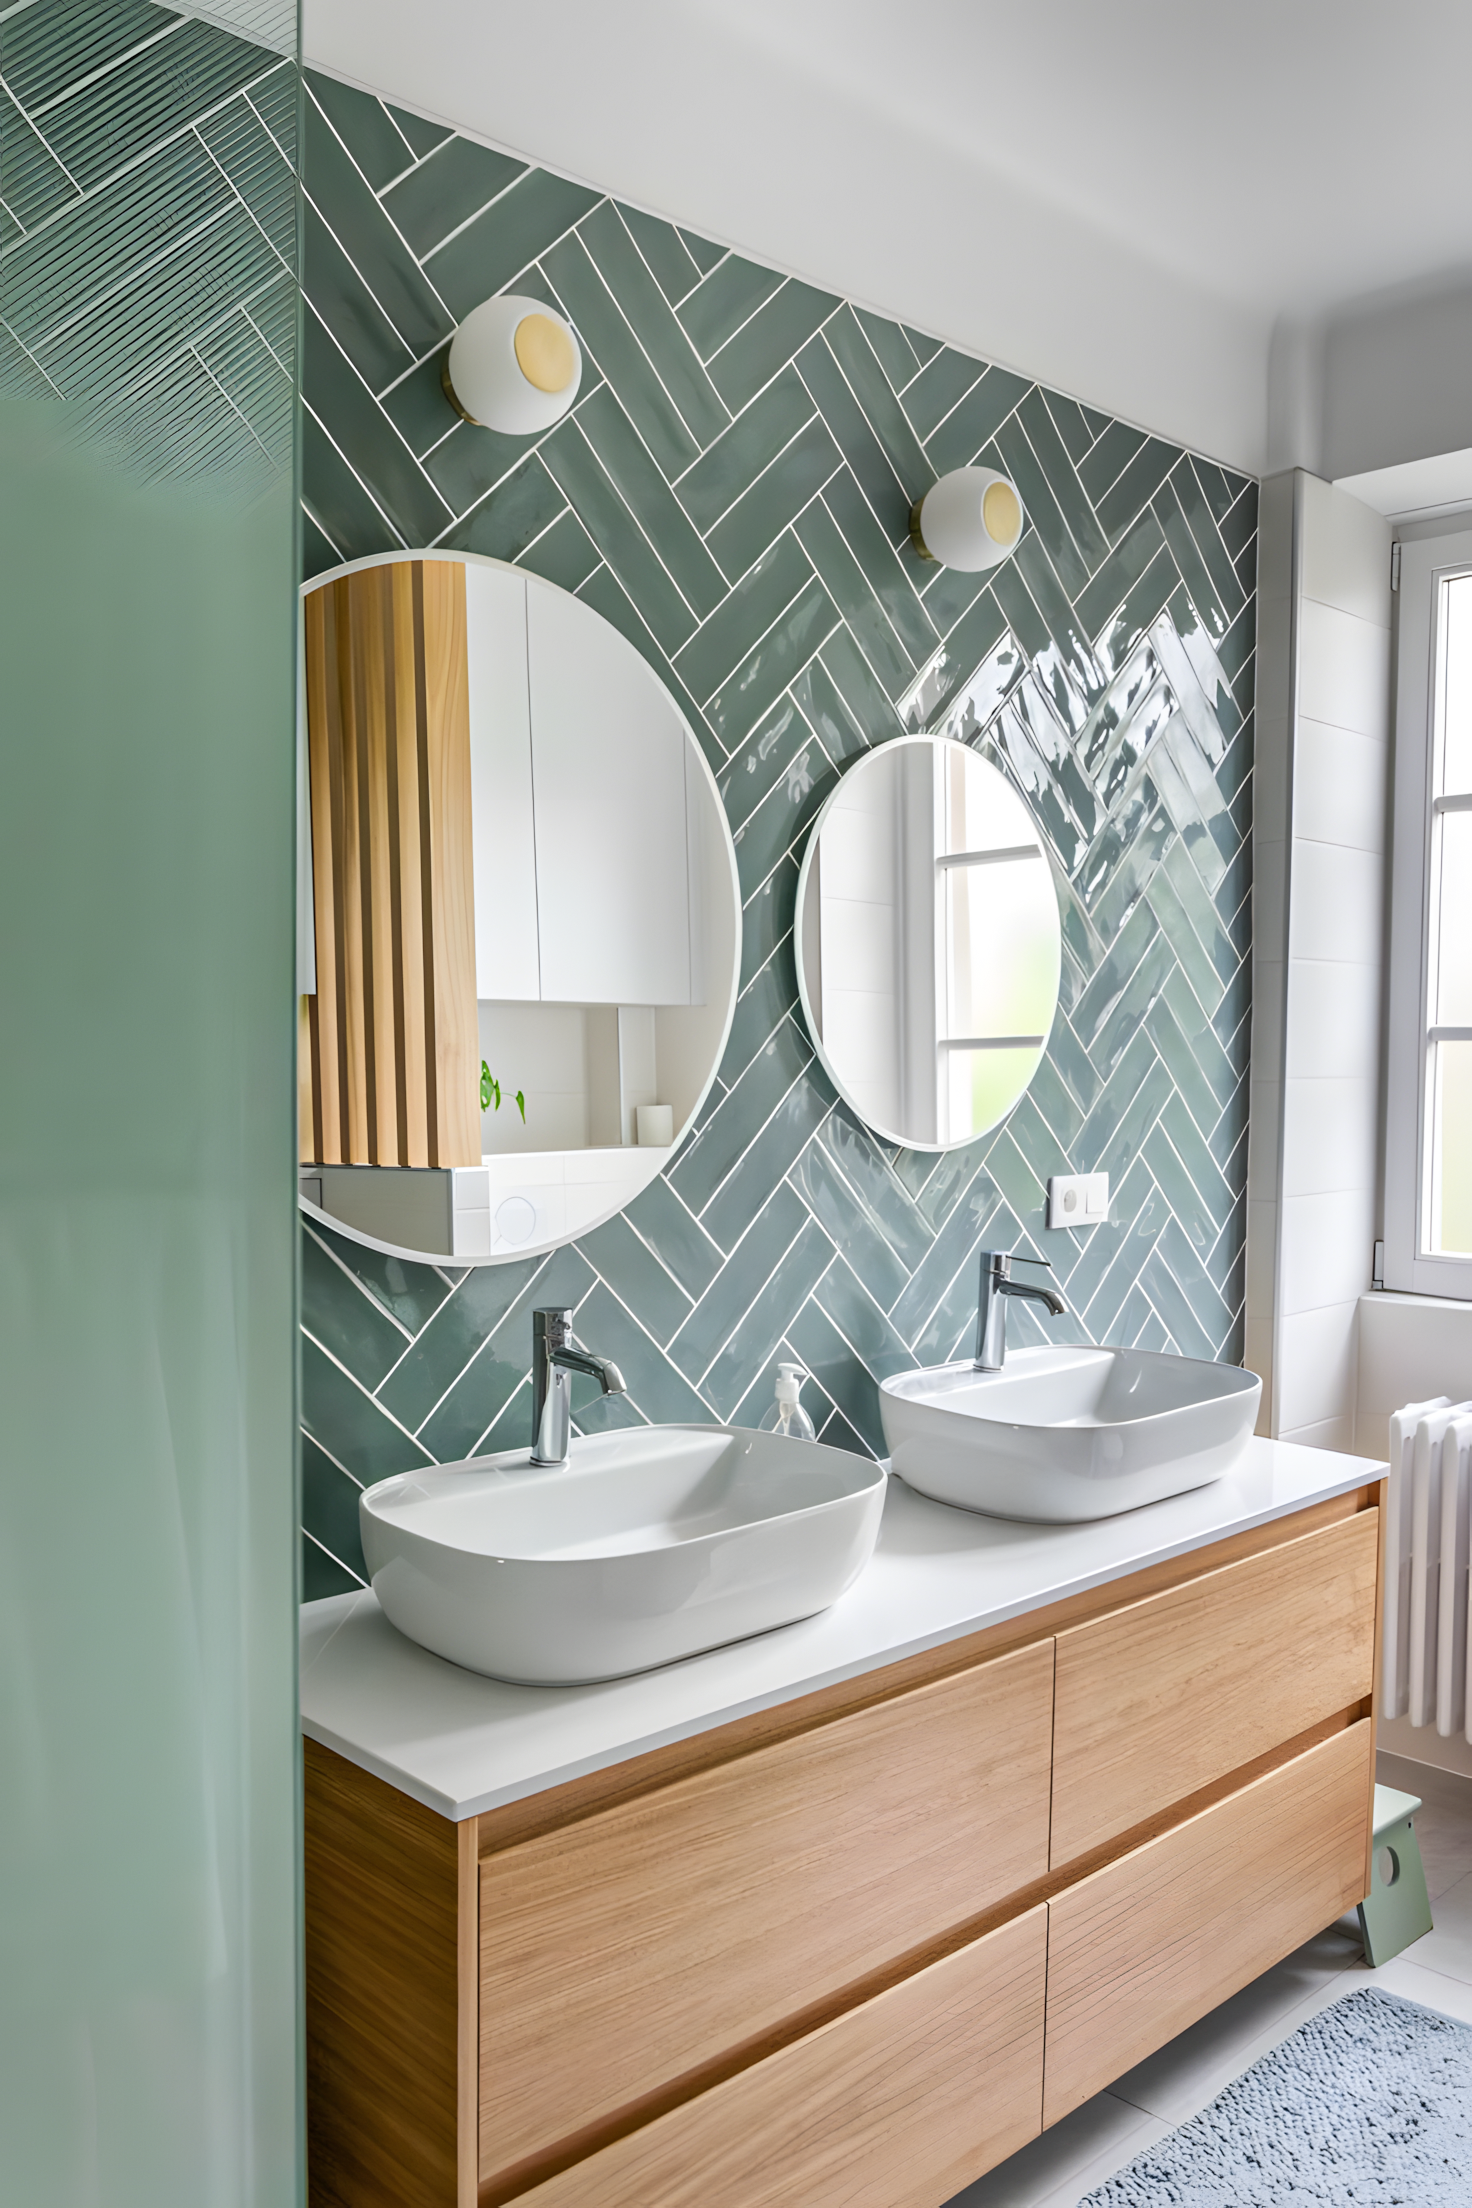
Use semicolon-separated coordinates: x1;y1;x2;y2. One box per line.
1248;472;1391;1447
1268;274;1472;485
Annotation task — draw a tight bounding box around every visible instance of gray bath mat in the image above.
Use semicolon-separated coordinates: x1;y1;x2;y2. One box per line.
1080;1987;1472;2204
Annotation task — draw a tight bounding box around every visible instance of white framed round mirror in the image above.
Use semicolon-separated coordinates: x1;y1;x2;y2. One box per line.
794;735;1061;1152
296;551;741;1264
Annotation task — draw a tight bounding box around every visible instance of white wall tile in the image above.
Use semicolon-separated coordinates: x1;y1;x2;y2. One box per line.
1298;474;1393;627
1279;1187;1375;1315
1287;841;1382;964
1277;1299;1358;1432
1280;1075;1378;1197
1355;1291;1472;1435
1294;718;1389;853
1284;957;1382;1080
1296;599;1391;739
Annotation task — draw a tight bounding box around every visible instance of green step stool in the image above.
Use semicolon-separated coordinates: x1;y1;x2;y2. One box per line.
1357;1783;1434;1966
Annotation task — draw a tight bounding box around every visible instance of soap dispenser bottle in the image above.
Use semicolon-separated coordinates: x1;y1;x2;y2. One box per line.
759;1362;816;1441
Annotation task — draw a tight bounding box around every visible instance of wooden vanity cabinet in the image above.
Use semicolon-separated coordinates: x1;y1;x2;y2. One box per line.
305;1485;1382;2208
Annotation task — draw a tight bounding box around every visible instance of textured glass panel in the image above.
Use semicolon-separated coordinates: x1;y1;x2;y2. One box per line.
1433;810;1472;1027
1432;1041;1472;1257
0;5;301;2204
1441;570;1472;796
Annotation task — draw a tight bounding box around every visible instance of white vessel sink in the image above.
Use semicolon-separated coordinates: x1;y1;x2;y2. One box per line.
880;1344;1261;1523
359;1423;886;1685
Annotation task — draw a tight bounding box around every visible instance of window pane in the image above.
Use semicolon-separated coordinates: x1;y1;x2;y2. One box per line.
1433;809;1472;1025
1431;1040;1472;1255
945;1044;1045;1143
1442;571;1472;795
945;856;1060;1041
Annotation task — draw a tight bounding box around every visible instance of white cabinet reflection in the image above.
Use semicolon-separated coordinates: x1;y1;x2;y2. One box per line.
795;737;1061;1151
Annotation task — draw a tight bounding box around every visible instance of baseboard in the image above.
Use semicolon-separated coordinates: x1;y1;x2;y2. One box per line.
1377;1715;1472;1787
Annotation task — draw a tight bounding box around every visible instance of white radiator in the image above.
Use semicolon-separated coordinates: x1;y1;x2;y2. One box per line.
1384;1396;1472;1736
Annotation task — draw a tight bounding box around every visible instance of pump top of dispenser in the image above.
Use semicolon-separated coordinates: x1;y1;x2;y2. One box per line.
759;1362;816;1440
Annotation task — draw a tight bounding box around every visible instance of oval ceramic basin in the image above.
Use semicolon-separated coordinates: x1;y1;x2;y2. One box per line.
360;1423;886;1685
880;1344;1262;1522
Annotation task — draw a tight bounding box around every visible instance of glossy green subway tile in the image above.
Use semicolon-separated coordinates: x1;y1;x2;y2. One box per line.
1169;461;1247;628
1016;388;1110;572
519;504;602;592
570;1281;713;1425
308;1216;457;1333
303;1526;363;1599
710;278;840;413
302;196;411;390
443;452;565;563
378;343;459;455
302;308;451;543
785;1296;886;1456
575;381;725;616
381;135;525;260
427;167;598;321
719;694;817;832
851;306;920;393
902;346;985;441
1145;865;1224;1017
705;578;839;751
794;496;915;699
994;413;1089;600
1095;434;1181;542
1074;506;1166;641
302;408;396;559
704;1217;834;1418
1044;391;1095;466
306;68;415;191
677;226;725;276
674;364;813;529
795;332;912;542
719;938;799;1087
577;201;730;448
822;305;929;492
678;249;784;359
791;1136;909;1313
619;1175;725;1302
539;227;700;479
1089;925;1176;1079
302;1229;411;1391
790;652;869;765
667;1180;810;1383
540;417;697;651
302;1435;367;1581
1078;418;1147;506
303;1335;433;1482
923;362;1030;476
307;105;452;365
815;622;904;744
822;467;938;667
616;203;703;305
732;733;834;901
674;530;810;697
197;307;293;463
577;1210;692;1342
669;1013;811;1217
706;414;842;584
737;849;798;993
0;0;169;109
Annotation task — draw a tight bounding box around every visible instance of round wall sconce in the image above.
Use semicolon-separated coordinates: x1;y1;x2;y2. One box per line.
910;466;1025;570
442;295;582;435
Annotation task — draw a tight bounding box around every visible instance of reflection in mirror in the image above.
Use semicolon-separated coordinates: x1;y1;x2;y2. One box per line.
795;736;1061;1151
296;553;740;1263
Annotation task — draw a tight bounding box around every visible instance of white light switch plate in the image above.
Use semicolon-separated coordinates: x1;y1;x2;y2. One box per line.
1047;1172;1109;1230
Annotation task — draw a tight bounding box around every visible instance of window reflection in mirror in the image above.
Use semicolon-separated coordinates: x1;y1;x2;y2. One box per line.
296;553;741;1263
795;736;1061;1151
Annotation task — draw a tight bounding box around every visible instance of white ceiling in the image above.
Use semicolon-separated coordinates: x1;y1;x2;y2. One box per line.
304;0;1472;474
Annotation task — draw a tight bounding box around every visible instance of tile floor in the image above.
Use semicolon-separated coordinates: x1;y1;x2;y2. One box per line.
945;1752;1472;2207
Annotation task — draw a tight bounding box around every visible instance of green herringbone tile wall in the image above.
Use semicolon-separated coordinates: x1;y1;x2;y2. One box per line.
296;69;1257;1597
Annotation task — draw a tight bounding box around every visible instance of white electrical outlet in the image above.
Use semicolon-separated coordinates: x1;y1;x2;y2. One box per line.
1047;1172;1109;1230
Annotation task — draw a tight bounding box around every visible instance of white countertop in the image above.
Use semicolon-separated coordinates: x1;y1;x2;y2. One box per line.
300;1436;1385;1822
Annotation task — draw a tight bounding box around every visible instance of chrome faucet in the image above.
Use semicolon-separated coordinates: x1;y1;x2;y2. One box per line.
530;1307;627;1466
974;1250;1066;1372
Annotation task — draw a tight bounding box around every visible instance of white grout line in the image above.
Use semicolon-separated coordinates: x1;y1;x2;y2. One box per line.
300;1426;364;1487
302;1525;366;1585
302;1325;434;1454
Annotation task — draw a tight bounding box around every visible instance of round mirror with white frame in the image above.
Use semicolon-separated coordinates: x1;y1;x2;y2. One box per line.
296;550;741;1264
794;735;1061;1152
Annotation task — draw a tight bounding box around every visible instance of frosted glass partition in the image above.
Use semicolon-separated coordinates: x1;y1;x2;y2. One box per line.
0;6;302;2204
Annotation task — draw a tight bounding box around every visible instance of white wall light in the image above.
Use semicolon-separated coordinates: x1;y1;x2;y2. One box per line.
910;466;1025;570
442;295;582;434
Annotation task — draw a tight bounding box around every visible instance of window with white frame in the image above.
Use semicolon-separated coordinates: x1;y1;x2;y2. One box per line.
1385;530;1472;1295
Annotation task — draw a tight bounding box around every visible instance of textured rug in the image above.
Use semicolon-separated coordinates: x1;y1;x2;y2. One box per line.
1080;1988;1472;2205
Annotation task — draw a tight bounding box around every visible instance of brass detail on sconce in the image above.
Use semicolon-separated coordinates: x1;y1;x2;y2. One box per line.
441;355;478;426
909;498;937;562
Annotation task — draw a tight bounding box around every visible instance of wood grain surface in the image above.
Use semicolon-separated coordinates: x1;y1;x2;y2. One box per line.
1050;1508;1378;1865
305;1738;460;2208
477;1639;1055;2188
1043;1719;1374;2126
508;1907;1047;2208
301;560;478;1168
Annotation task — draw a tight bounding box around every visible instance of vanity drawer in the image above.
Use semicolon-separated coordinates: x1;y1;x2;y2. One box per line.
478;1638;1054;2190
1043;1718;1373;2125
1050;1507;1378;1866
513;1904;1047;2208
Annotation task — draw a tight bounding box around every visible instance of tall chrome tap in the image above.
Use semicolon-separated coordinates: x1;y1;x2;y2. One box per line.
530;1307;627;1466
973;1251;1066;1372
